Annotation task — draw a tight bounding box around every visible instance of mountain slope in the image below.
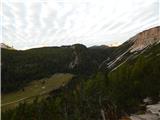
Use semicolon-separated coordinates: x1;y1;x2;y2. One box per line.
102;26;160;70
0;43;15;50
130;26;160;52
1;44;115;93
108;43;160;112
2;42;159;120
98;26;160;112
2;26;160;120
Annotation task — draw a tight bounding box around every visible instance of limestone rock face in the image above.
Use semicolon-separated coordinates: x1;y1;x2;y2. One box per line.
103;26;160;70
131;26;160;52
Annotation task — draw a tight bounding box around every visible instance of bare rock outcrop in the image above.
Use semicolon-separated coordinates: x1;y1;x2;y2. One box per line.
131;26;160;52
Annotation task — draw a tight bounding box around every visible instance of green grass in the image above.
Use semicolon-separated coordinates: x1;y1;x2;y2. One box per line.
1;73;74;111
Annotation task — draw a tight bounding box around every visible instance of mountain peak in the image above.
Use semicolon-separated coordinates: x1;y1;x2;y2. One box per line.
89;45;109;49
130;26;160;52
0;43;15;50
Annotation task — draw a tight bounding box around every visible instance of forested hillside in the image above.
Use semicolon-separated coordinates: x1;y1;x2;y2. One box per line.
1;44;115;93
2;43;160;120
108;43;160;112
2;26;160;119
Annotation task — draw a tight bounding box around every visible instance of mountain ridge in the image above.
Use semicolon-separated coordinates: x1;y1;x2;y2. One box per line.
130;26;160;52
0;43;15;50
1;26;160;93
2;26;160;120
100;26;160;70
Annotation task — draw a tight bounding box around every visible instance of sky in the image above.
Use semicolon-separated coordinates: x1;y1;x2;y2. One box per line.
1;0;160;50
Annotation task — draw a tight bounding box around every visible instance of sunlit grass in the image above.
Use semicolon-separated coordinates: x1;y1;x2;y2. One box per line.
1;73;74;110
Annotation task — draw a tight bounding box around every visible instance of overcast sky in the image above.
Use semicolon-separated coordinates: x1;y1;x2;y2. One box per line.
1;0;160;50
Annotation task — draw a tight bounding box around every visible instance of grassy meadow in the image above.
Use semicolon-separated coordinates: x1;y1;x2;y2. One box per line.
1;73;74;111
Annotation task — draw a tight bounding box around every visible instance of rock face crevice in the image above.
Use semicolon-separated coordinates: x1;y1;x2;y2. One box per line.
69;48;79;69
131;26;160;52
68;44;93;73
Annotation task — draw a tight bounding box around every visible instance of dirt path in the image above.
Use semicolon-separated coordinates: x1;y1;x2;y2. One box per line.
1;97;29;107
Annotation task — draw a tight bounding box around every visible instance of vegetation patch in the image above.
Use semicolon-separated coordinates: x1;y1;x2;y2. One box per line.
1;73;74;111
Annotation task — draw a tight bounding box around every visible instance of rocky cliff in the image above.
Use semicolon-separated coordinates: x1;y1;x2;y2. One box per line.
131;26;160;52
102;26;160;70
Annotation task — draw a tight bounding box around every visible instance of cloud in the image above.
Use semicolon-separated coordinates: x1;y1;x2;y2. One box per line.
2;0;160;49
